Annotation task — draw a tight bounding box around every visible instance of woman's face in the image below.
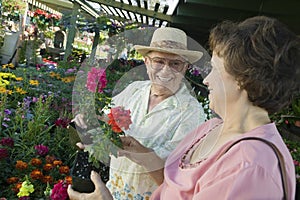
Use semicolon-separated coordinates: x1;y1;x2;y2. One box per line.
203;52;242;117
145;51;188;94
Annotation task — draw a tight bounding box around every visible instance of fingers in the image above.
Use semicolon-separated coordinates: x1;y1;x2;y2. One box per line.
72;114;87;129
90;171;104;191
67;185;81;200
76;142;85;149
90;171;113;200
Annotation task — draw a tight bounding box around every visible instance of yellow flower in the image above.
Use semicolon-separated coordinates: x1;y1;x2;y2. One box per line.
8;63;15;69
61;76;75;83
15;87;27;94
29;80;39;86
1;64;8;69
0;87;13;94
0;87;7;93
15;77;23;81
17;180;34;197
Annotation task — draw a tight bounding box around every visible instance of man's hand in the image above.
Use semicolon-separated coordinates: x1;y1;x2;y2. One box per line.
67;171;113;200
71;114;87;129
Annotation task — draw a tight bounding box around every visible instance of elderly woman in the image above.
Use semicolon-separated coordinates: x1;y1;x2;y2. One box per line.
69;16;299;200
71;27;206;199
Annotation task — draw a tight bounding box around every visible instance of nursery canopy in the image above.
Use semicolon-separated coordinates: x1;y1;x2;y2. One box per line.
24;0;300;44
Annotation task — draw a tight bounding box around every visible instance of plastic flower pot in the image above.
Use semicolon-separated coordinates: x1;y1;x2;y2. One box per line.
71;150;99;193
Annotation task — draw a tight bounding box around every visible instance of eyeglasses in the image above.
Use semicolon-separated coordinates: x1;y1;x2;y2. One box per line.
146;56;188;72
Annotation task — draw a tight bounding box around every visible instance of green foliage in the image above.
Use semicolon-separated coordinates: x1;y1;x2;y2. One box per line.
284;139;300;182
0;64;77;198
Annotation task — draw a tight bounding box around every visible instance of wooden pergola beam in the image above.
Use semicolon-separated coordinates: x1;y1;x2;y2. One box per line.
88;0;172;22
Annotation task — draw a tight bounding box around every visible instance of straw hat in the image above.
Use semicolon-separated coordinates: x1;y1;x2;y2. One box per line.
134;27;203;63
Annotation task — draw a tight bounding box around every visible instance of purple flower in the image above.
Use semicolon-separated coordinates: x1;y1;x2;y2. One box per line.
192;68;200;76
19;196;30;200
32;97;38;103
2;123;8;128
0;137;14;147
3;117;10;121
0;148;9;160
4;109;12;115
34;144;49;156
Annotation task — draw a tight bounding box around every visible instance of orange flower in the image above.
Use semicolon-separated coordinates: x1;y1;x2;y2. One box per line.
6;177;19;184
11;182;22;193
46;155;56;164
65;176;72;184
15;160;28;170
43;163;53;171
108;106;132;133
30;158;42;166
42;175;53;183
59;165;70;174
53;160;63;166
30;169;43;180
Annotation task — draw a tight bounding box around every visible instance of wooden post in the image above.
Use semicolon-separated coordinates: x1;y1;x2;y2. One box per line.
63;2;80;62
89;26;99;60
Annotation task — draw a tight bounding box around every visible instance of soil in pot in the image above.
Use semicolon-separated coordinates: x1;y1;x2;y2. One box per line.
71;150;109;193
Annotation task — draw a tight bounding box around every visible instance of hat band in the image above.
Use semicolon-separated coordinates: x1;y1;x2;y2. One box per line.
150;40;187;50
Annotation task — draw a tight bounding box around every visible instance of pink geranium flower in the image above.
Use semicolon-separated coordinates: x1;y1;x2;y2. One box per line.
86;67;107;93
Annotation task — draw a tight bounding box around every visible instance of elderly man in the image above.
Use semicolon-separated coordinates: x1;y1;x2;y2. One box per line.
69;27;206;199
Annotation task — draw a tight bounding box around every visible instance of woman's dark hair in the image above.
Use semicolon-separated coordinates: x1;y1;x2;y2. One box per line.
209;16;300;114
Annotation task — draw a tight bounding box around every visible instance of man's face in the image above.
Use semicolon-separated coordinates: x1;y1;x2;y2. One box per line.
145;51;188;94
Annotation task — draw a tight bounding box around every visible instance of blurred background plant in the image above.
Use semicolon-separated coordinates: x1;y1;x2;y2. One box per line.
0;64;77;198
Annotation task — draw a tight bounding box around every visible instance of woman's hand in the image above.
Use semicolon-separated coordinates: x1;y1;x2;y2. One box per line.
67;171;113;200
118;136;165;185
71;114;87;129
118;136;152;165
118;136;163;168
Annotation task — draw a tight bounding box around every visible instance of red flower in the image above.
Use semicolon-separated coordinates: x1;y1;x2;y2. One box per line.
50;180;69;200
108;106;132;133
35;144;49;156
55;118;71;128
86;67;107;93
0;137;14;147
0;148;9;160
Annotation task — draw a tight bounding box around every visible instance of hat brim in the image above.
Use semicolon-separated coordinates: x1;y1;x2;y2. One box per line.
134;45;203;64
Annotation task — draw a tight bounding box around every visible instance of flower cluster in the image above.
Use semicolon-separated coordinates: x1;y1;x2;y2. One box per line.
73;63;132;166
0;136;72;199
28;9;62;31
108;106;132;133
